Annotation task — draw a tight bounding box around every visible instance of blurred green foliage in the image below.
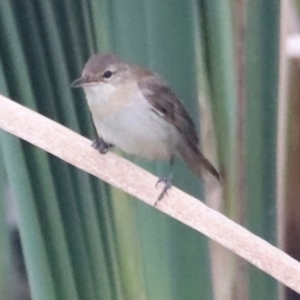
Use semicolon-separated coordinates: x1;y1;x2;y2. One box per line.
0;0;281;299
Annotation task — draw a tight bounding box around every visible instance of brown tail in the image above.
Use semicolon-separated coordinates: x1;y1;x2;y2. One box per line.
177;141;220;181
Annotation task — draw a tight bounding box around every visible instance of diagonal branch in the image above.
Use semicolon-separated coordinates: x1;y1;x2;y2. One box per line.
0;94;300;294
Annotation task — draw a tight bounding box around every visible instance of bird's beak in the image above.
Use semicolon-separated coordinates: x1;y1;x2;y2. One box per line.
71;77;88;88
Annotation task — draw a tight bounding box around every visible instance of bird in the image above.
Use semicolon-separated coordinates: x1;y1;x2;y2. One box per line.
71;53;220;202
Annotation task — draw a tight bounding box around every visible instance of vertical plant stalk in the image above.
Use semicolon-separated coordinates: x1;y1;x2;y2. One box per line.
234;0;248;299
245;0;280;298
277;0;289;299
198;1;239;298
282;62;300;300
281;2;300;300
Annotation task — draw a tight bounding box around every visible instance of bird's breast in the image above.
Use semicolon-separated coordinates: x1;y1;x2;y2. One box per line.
88;86;180;160
84;82;131;119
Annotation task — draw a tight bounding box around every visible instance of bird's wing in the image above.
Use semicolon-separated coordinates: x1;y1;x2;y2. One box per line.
137;74;199;146
138;73;220;181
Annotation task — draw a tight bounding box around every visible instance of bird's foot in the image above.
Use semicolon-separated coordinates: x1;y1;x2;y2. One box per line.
92;138;113;154
155;176;173;206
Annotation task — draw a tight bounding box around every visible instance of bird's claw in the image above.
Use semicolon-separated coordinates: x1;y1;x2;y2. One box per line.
155;177;173;206
92;138;113;154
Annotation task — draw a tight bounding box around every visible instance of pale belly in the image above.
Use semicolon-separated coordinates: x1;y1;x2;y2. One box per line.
92;102;180;160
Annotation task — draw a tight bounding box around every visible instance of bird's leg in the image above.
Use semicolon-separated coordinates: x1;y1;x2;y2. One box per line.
155;157;174;205
155;175;173;203
92;137;113;154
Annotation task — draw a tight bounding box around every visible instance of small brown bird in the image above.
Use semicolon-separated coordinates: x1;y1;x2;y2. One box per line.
72;53;220;201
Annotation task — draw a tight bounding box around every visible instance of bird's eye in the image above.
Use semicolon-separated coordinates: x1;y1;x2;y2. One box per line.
103;71;113;79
